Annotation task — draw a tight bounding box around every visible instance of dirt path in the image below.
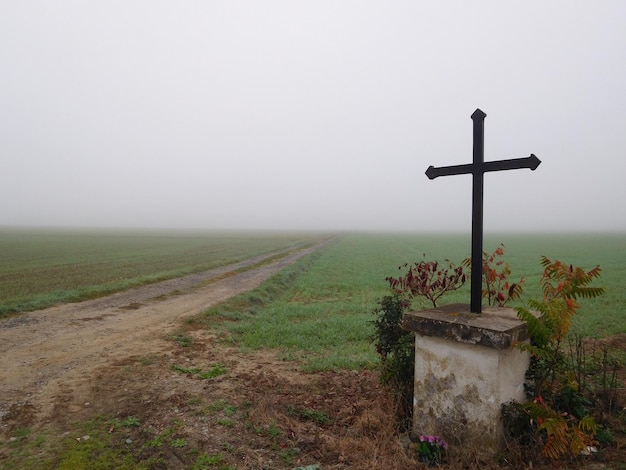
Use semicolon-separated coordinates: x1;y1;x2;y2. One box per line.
0;241;327;436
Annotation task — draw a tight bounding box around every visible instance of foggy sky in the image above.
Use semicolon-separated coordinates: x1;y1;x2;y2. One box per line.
1;1;625;233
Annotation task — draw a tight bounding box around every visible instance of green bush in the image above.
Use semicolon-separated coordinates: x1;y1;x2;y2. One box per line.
371;294;413;428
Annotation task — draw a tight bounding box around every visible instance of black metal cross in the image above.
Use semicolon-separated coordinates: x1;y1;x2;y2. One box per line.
425;109;541;313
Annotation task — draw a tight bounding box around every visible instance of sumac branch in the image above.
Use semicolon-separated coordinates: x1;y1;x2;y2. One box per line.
386;258;466;308
463;244;525;307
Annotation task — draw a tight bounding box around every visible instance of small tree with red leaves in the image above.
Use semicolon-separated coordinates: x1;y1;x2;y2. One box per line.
462;244;525;307
386;258;467;308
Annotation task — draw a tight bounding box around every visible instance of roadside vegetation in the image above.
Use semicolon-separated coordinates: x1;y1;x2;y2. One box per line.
370;238;625;467
1;231;624;468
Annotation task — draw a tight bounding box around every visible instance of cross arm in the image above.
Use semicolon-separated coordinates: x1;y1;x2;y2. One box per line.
425;154;541;180
426;163;474;179
482;154;541;173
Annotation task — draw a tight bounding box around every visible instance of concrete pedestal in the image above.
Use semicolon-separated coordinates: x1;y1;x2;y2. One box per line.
402;303;530;455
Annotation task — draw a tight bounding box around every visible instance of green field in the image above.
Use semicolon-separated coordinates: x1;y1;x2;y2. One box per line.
2;230;623;344
200;231;625;372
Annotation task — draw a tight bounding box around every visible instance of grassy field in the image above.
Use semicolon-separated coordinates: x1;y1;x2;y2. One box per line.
199;231;626;372
0;228;323;316
2;229;623;338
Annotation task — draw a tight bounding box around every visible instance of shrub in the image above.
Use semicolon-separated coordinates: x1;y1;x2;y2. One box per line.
503;257;607;460
462;244;524;306
373;256;467;428
371;294;413;428
386;257;466;308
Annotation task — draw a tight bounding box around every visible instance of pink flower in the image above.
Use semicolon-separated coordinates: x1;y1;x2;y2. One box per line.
418;435;448;448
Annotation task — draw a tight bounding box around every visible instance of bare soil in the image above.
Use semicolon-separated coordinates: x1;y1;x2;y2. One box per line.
1;242;625;469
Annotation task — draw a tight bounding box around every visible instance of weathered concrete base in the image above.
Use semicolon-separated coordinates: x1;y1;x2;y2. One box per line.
402;304;530;455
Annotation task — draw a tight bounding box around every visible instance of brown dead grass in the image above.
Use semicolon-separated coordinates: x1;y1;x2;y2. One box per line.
18;325;623;469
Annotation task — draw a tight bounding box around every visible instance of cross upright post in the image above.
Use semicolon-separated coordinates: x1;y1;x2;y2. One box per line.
425;109;541;313
471;109;486;314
